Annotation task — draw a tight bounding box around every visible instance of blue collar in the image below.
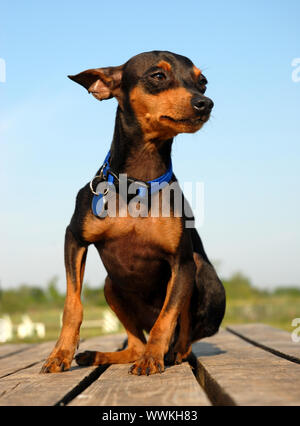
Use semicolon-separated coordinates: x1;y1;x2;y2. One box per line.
91;150;173;217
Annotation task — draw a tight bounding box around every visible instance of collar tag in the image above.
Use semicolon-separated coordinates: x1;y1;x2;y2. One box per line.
91;150;173;218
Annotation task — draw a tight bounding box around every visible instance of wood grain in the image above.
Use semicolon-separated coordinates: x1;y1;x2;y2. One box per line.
0;334;125;406
69;362;210;406
227;324;300;363
0;341;56;378
0;343;33;359
2;325;299;406
193;329;300;406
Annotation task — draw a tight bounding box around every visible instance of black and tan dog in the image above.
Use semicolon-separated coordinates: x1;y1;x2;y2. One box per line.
41;51;225;376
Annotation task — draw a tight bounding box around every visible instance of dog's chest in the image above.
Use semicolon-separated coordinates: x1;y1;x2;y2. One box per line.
82;211;183;255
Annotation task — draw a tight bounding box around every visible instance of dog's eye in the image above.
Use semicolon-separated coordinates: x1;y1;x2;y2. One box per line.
151;72;166;81
198;77;207;93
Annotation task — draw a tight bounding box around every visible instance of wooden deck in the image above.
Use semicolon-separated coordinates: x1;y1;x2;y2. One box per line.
0;324;299;406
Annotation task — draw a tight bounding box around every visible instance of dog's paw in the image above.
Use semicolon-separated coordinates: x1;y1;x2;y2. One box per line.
129;355;164;376
40;354;72;373
75;350;97;366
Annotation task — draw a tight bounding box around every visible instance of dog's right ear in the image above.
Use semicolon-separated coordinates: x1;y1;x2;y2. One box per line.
68;65;124;102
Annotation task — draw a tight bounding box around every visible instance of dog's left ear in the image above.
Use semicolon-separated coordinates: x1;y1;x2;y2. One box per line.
68;65;124;103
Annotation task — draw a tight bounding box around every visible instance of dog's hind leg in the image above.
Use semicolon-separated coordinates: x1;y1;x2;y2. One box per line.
40;226;87;373
75;276;147;366
173;297;193;364
191;250;226;342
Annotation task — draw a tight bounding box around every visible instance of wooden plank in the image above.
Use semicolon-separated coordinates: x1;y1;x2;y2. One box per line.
0;341;56;378
0;334;125;406
227;324;300;363
192;329;300;406
69;362;210;406
0;343;33;359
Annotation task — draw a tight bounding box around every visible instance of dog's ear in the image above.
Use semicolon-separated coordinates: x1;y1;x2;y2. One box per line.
68;65;124;102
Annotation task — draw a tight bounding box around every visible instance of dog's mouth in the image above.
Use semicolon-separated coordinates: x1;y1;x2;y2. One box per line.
160;115;209;125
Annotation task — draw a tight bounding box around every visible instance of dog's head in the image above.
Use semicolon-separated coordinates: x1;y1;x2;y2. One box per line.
69;51;213;141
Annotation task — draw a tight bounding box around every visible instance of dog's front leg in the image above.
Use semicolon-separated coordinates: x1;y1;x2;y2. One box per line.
130;257;195;376
40;226;87;373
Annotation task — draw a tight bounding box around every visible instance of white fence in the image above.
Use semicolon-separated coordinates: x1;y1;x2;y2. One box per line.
82;310;120;333
0;309;120;343
60;309;120;333
0;315;45;342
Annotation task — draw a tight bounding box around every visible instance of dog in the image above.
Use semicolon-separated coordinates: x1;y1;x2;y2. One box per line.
41;51;226;376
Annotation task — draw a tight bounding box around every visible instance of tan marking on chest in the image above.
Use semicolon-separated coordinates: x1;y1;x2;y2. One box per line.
82;211;182;254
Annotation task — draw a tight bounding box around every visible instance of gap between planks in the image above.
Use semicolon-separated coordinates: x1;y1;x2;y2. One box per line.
226;324;300;365
192;327;300;406
0;334;126;406
68;362;210;406
1;325;299;406
0;343;36;361
0;334;210;406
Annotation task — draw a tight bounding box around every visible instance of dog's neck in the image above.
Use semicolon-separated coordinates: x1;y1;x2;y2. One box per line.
108;107;173;181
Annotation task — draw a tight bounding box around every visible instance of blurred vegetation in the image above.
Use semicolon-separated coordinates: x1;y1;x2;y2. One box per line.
222;272;300;332
0;276;108;314
0;272;299;343
0;277;110;343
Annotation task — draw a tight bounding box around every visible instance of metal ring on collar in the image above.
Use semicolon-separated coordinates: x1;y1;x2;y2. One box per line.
89;175;103;196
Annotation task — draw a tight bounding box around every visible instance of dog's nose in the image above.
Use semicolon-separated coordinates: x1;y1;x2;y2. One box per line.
191;96;214;114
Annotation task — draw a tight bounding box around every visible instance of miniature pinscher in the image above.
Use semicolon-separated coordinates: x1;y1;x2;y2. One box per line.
41;51;226;376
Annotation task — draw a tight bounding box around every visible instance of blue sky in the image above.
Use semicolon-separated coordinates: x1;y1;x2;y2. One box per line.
0;0;299;290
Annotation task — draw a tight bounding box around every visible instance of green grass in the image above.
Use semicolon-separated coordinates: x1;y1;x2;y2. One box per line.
221;273;300;332
222;295;300;332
